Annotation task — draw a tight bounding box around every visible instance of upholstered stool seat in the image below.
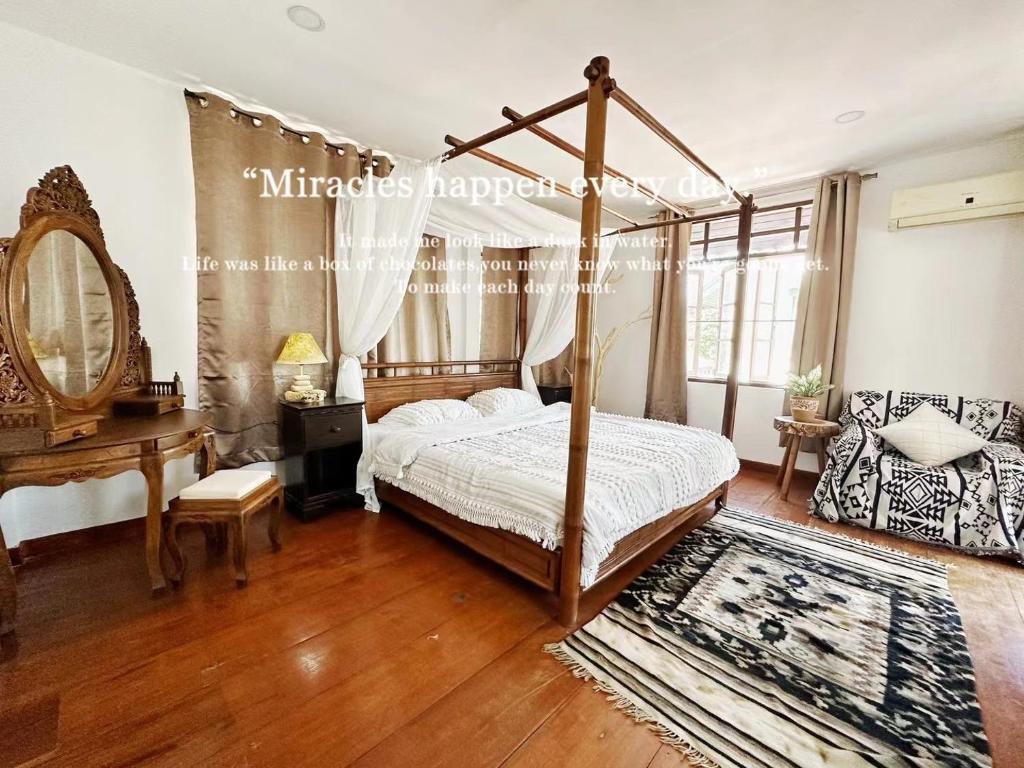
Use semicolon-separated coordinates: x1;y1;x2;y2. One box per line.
164;470;284;587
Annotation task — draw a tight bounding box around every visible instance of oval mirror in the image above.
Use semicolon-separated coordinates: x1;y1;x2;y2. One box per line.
22;229;114;398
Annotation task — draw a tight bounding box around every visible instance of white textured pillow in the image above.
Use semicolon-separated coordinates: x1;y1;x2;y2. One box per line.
467;387;543;418
873;402;987;467
378;398;481;428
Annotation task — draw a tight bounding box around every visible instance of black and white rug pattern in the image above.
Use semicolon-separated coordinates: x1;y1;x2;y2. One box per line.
548;508;990;768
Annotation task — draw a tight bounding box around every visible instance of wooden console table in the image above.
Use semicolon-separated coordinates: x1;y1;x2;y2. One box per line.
0;409;214;636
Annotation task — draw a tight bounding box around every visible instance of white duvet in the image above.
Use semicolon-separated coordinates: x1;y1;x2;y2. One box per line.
363;403;738;586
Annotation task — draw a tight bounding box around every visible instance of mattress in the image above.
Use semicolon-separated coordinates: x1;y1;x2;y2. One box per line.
363;402;738;586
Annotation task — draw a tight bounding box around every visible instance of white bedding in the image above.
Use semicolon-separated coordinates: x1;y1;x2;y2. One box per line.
363;403;738;586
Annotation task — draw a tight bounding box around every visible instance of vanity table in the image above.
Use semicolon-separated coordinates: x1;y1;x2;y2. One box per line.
0;166;212;638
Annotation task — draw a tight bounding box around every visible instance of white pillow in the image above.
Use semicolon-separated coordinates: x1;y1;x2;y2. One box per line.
467;387;543;418
378;398;481;428
873;402;987;467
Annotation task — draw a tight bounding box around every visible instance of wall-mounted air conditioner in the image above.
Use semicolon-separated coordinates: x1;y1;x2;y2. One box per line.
888;169;1024;230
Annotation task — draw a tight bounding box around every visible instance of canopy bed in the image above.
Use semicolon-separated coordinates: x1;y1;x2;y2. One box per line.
356;56;756;626
0;166;215;638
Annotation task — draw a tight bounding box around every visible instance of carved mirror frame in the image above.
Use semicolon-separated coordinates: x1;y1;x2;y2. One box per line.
0;166;144;417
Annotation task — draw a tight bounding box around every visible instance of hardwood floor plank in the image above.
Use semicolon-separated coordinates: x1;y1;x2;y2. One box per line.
499;686;665;768
347;625;580;768
196;577;550;768
645;744;690;768
45;546;458;754
44;555;508;768
1;513;430;692
0;471;1020;768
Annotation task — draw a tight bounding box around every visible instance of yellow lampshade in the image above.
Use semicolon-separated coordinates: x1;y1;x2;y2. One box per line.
276;333;328;366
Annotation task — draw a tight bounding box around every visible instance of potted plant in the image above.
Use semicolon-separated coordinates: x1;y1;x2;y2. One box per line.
785;364;834;422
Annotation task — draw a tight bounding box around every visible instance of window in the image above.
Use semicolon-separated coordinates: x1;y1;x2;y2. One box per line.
686;200;812;385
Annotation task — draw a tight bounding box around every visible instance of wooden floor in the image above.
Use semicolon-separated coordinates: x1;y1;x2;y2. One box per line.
2;469;1023;768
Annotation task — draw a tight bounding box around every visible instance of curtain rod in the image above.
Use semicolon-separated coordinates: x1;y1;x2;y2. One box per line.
183;88;389;166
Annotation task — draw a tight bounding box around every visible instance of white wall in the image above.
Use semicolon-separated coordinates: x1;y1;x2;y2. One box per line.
594;238;655;417
596;135;1024;474
596;234;819;471
0;22;198;545
845;135;1024;402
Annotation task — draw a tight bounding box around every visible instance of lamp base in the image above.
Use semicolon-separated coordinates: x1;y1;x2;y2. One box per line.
289;373;314;393
284;389;327;403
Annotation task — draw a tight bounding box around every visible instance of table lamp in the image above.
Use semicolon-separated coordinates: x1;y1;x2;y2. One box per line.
277;332;328;402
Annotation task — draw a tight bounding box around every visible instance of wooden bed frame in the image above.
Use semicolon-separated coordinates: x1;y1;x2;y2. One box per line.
364;366;728;625
365;55;748;626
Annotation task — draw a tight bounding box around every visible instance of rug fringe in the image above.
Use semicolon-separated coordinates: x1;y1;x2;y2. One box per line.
544;643;719;768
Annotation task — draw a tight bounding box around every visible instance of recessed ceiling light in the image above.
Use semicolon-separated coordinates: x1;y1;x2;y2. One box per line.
834;110;866;124
287;5;325;32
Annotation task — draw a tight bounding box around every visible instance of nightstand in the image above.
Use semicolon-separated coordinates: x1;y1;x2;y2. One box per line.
537;384;572;405
279;397;364;521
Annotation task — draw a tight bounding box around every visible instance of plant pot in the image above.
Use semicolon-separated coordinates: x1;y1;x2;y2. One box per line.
790;396;820;423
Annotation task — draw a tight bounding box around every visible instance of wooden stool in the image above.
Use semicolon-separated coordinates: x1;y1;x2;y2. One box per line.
164;470;283;587
772;416;841;502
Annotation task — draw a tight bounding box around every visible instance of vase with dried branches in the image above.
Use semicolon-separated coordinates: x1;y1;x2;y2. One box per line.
590;264;652;406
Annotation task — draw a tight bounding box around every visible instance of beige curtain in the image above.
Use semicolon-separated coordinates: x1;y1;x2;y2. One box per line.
372;237;451;376
187;92;388;466
366;243;521;378
645;211;691;423
787;172;861;424
536;342;574;387
478;247;520;369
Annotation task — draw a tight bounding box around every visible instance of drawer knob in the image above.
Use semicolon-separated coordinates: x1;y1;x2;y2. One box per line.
72;429;87;438
329;426;344;433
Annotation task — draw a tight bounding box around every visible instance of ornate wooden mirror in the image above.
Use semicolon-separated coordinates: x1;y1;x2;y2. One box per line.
0;166;182;448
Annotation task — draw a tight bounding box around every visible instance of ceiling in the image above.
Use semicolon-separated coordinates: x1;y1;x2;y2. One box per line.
3;0;1023;223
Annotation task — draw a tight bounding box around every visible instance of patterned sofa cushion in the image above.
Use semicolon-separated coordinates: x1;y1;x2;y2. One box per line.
815;390;1024;559
844;391;1023;444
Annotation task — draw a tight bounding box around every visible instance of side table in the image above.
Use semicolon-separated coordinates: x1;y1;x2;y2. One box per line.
772;416;841;501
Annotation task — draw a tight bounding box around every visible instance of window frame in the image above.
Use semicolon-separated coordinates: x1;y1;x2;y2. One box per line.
686;199;813;387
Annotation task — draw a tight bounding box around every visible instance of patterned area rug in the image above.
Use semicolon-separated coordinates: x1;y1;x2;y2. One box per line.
547;507;990;768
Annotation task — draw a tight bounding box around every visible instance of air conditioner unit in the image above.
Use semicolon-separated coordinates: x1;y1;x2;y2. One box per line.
888;169;1024;230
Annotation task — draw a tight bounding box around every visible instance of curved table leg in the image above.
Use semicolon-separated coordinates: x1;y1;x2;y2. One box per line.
0;501;15;637
230;518;249;587
164;517;185;585
197;431;228;553
199;430;217;479
140;456;167;593
268;489;284;552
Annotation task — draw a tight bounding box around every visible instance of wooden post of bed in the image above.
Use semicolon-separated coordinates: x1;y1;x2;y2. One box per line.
558;56;612;627
516;249;529;387
720;198;754;440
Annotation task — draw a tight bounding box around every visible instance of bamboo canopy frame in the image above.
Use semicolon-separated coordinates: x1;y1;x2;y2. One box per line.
440;56;753;625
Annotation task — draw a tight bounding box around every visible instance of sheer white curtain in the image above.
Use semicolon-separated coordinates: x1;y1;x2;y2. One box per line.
334;156;440;509
444;243;482;367
424;167;616;396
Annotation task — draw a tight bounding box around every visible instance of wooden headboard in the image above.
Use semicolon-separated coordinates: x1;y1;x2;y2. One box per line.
362;361;521;422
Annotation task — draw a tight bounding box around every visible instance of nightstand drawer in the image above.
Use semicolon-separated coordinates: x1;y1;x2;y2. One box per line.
304;410;361;450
